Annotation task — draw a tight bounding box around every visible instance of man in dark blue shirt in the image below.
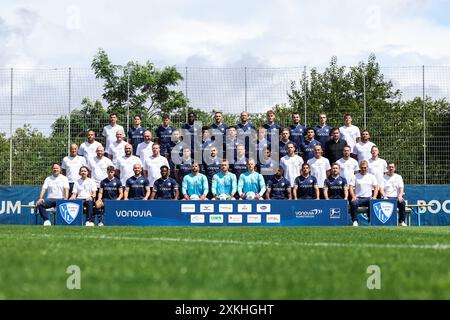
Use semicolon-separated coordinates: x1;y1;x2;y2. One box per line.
155;114;176;157
324;163;349;200
266;167;291;200
128;114;147;155
314;113;332;147
293;163;319;200
231;144;248;180
202;146;221;198
279;128;297;159
300;128;321;162
124;163;151;200
151;165;179;200
235;111;257;158
263;110;281;147
182;112;201;154
209;111;229;157
289;112;306;148
258;147;277;183
95;165;123;226
175;147;193;185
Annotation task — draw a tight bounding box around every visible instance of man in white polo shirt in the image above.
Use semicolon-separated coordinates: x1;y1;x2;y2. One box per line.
136;130;154;163
337;145;359;192
353;130;375;164
143;142;170;189
339;113;360;157
61;143;87;195
107;129;127;167
380;162;407;226
280;142;304;188
87;145;114;187
117;143;142;186
78;130;102;160
36;163;70;226
367;145;388;189
349;160;379;226
102;113;124;156
307;145;331;199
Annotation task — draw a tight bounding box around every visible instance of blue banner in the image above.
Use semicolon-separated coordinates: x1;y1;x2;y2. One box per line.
405;185;450;226
1;186;449;226
104;200;349;226
0;186;40;225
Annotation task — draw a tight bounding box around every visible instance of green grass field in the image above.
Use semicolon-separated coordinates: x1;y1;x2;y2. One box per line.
0;225;448;299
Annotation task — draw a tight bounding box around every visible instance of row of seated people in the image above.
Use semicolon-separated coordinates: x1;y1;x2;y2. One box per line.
37;156;406;227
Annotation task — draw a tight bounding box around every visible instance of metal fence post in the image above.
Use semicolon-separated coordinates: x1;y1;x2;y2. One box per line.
185;66;188;122
363;70;367;129
9;68;13;186
303;66;307;126
68;67;72;155
244;67;248;112
127;69;130;134
422;65;427;184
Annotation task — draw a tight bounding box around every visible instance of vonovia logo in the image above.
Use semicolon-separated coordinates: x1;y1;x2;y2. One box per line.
295;209;322;218
59;202;80;224
373;202;394;224
256;204;271;213
330;208;341;219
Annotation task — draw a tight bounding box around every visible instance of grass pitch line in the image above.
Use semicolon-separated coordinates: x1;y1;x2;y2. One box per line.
1;233;448;251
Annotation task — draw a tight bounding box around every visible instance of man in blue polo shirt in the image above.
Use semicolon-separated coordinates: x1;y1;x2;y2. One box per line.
300;128;321;162
211;160;237;200
293;163;319;200
235;111;257;158
314;113;332;147
209;111;229;156
155;114;176;157
238;159;266;200
124;163;151;200
289;112;306;148
182;161;209;200
263;110;281;146
128;114;146;156
95;165;123;226
324;163;348;200
202;146;221;199
266;167;292;200
151;165;179;200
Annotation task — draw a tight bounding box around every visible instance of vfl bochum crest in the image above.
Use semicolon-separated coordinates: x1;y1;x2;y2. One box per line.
373;201;394;224
59;202;80;224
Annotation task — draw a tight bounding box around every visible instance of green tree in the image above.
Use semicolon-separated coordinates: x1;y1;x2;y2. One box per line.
91;48;188;118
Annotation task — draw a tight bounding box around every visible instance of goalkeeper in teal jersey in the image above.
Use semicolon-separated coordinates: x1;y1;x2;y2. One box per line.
182;161;209;200
238;158;266;200
211;159;237;200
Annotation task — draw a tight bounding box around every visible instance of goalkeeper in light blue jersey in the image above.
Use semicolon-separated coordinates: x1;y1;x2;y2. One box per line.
212;160;237;200
182;161;209;200
238;158;266;200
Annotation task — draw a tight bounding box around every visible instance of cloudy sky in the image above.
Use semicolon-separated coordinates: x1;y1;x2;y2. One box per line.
1;0;450;68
